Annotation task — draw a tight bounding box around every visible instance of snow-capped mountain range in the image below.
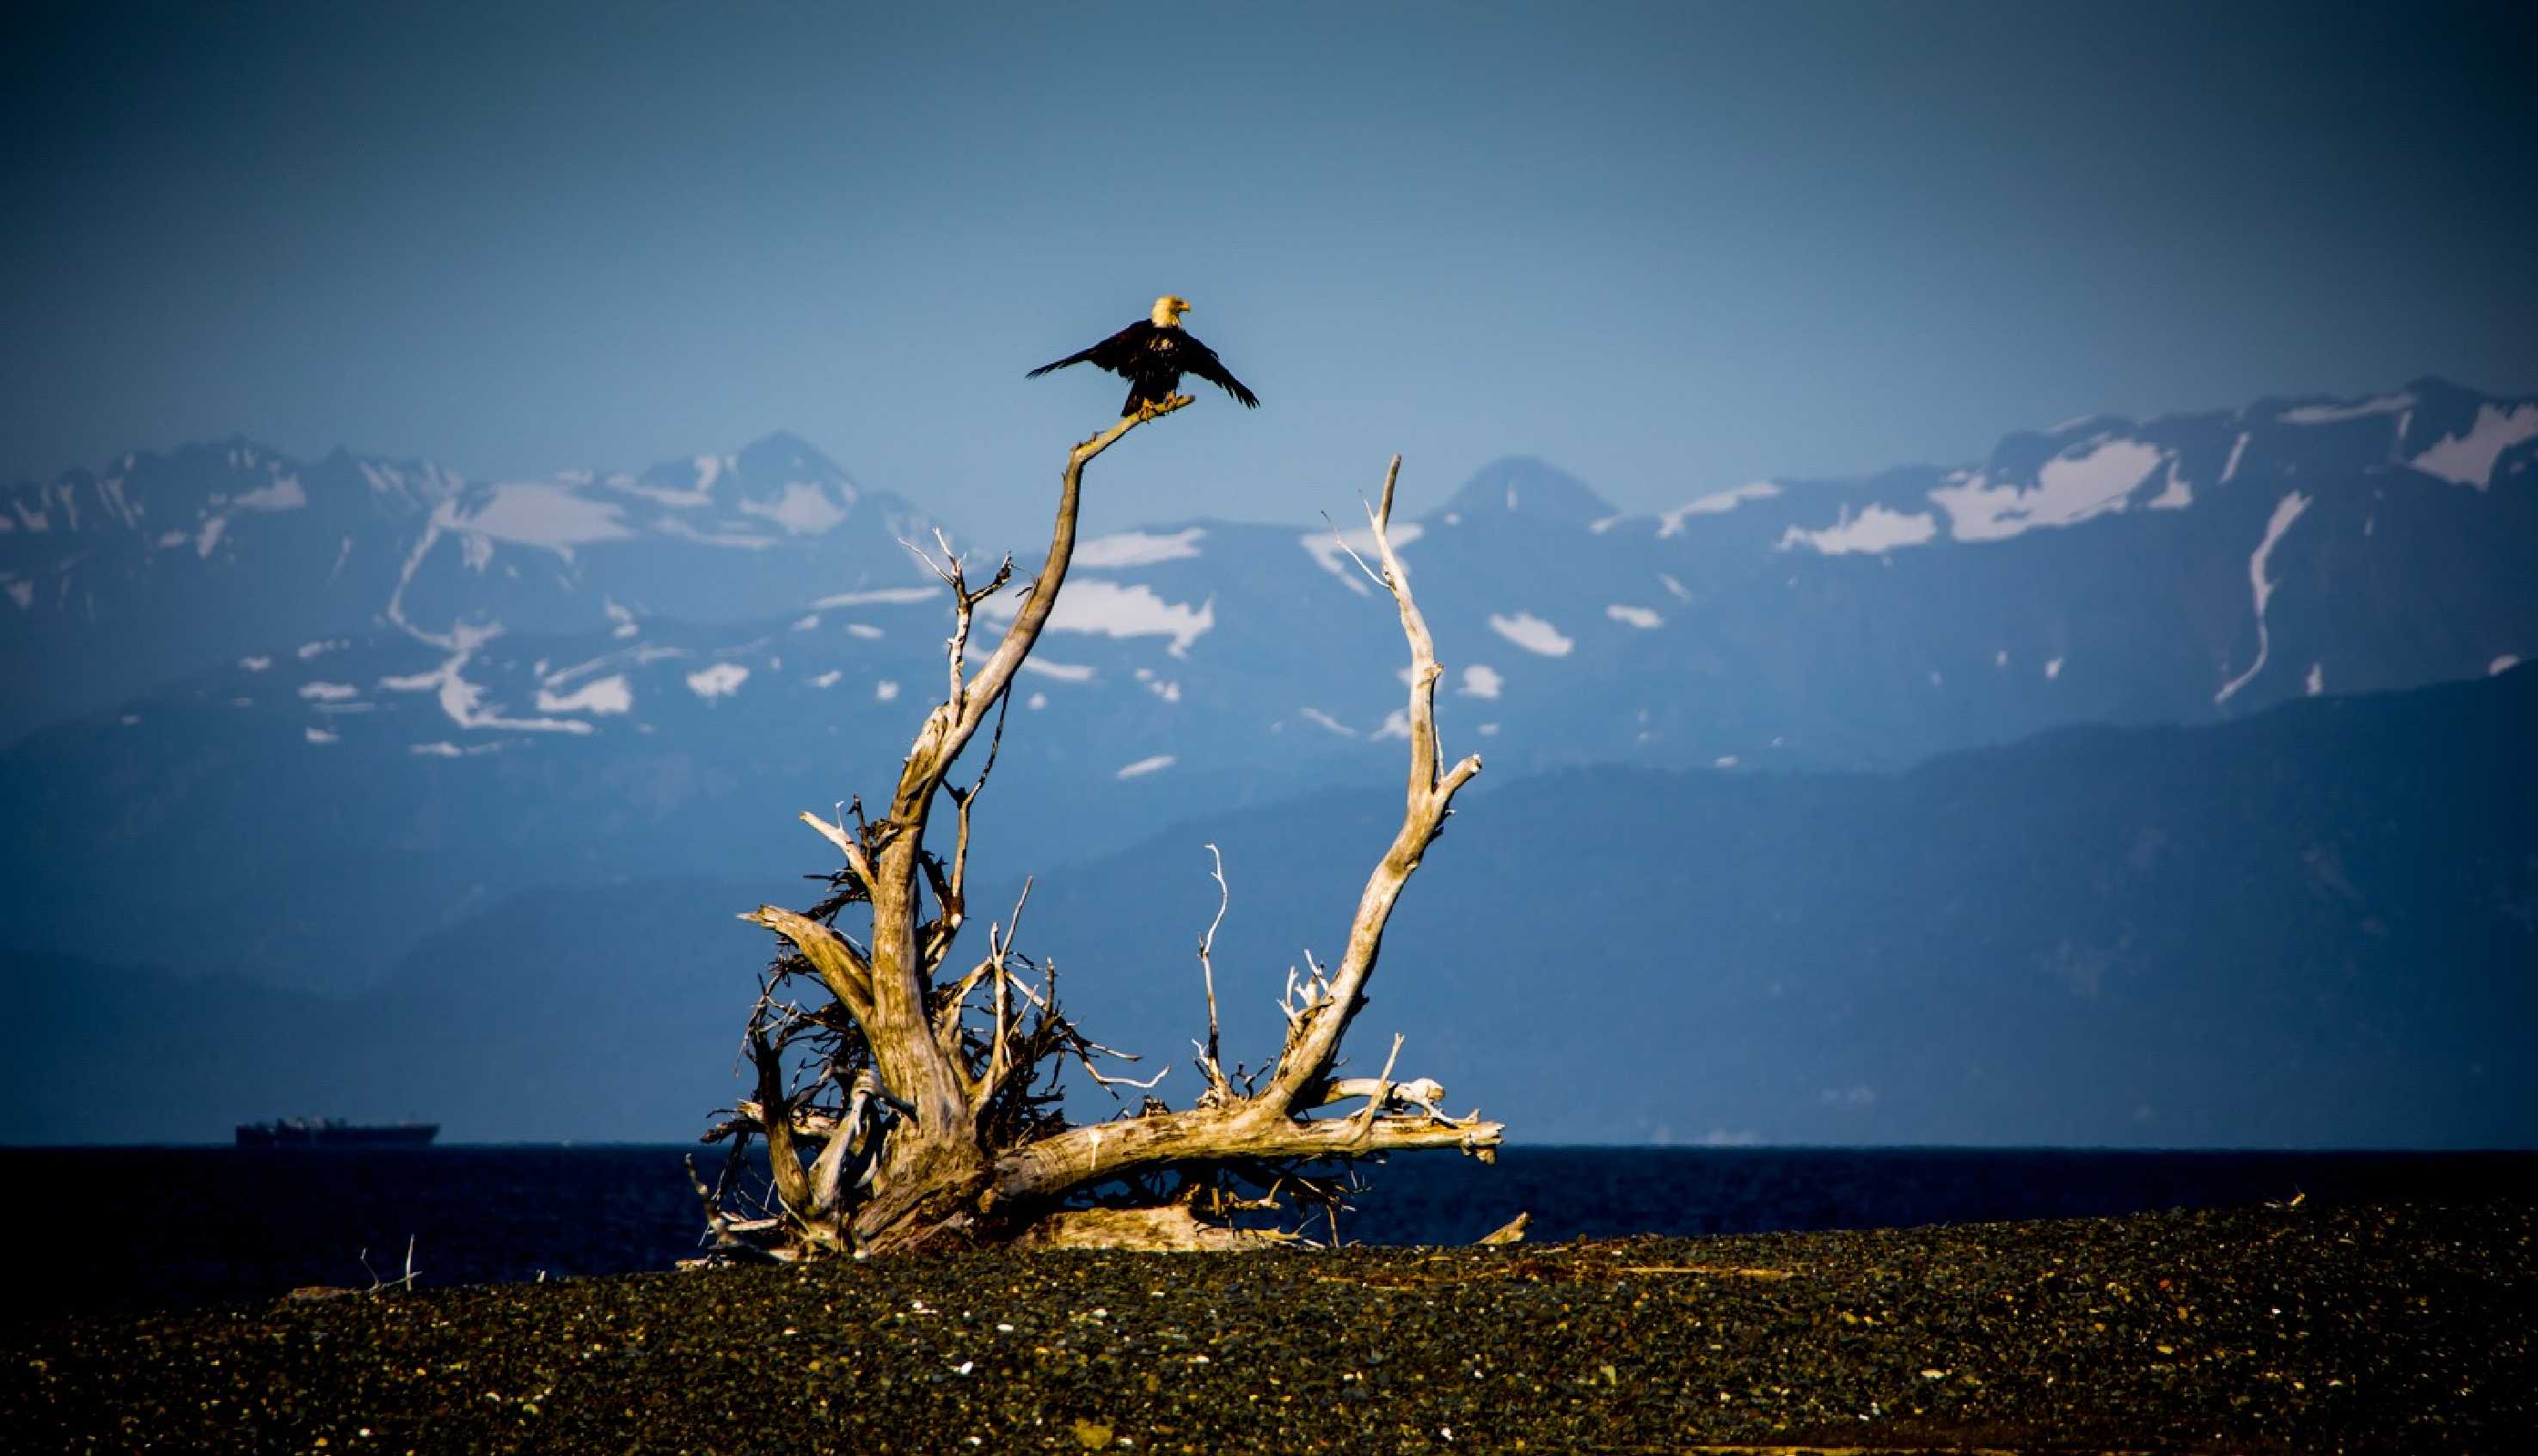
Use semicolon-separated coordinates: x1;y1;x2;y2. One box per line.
3;377;2533;991
0;431;946;745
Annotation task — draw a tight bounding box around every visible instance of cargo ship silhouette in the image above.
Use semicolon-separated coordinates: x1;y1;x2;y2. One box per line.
234;1118;439;1148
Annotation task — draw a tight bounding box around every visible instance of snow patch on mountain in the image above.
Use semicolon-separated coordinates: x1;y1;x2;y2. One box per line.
645;516;776;550
438;670;591;733
539;652;635;689
1928;438;2165;542
1299;707;1358;737
1489;612;1573;658
813;586;935;609
983;578;1215;656
535;674;634;716
1077;527;1205;568
377;620;595;736
739;481;849;535
2280;392;2415;425
686;663;750;700
2215;491;2313;707
1658;481;1781;536
95;474;138;529
2146;459;2193;510
2221;432;2249;483
384;526;482;652
607;475;714;509
230;474;308;512
2410;403;2538;488
1777;503;1937;556
445;482;633;550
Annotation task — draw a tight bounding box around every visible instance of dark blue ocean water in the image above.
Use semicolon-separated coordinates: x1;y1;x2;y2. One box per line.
7;1146;2530;1319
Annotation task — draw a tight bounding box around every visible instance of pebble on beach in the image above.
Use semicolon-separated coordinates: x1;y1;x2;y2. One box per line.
4;1200;2531;1453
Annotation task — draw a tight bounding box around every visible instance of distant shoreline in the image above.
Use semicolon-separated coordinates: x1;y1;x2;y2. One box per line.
8;1199;2529;1452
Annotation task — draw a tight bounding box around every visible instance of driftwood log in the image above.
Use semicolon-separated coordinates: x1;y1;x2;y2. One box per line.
695;401;1499;1255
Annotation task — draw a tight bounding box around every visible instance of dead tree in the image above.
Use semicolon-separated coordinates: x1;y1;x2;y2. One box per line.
695;399;1499;1255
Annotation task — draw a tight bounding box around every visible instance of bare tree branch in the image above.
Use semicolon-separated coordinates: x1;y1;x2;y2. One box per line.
1264;455;1483;1110
739;904;874;1026
983;455;1502;1211
990;1102;1494;1205
1348;1032;1406;1143
1193;843;1233;1102
860;401;1191;1153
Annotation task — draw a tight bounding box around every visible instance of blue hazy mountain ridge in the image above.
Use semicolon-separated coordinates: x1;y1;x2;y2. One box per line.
0;377;2532;997
4;376;2530;751
2;668;2529;1147
0;431;951;746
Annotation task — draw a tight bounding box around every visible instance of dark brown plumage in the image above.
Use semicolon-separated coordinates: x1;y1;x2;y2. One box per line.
1027;295;1260;415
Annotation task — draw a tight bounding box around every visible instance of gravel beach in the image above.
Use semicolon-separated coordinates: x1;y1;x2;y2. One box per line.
7;1199;2529;1453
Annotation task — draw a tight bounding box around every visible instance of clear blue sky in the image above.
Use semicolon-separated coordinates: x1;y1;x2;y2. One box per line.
4;1;2532;529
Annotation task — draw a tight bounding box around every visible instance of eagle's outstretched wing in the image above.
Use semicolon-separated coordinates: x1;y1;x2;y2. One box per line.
1180;333;1261;408
1026;321;1154;377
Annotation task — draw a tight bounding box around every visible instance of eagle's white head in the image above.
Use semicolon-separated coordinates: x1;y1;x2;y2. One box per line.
1150;295;1191;327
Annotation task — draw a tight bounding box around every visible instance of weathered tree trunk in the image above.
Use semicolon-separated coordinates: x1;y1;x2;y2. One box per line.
699;407;1499;1257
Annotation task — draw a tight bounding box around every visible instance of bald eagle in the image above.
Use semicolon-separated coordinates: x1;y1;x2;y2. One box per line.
1027;296;1260;416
